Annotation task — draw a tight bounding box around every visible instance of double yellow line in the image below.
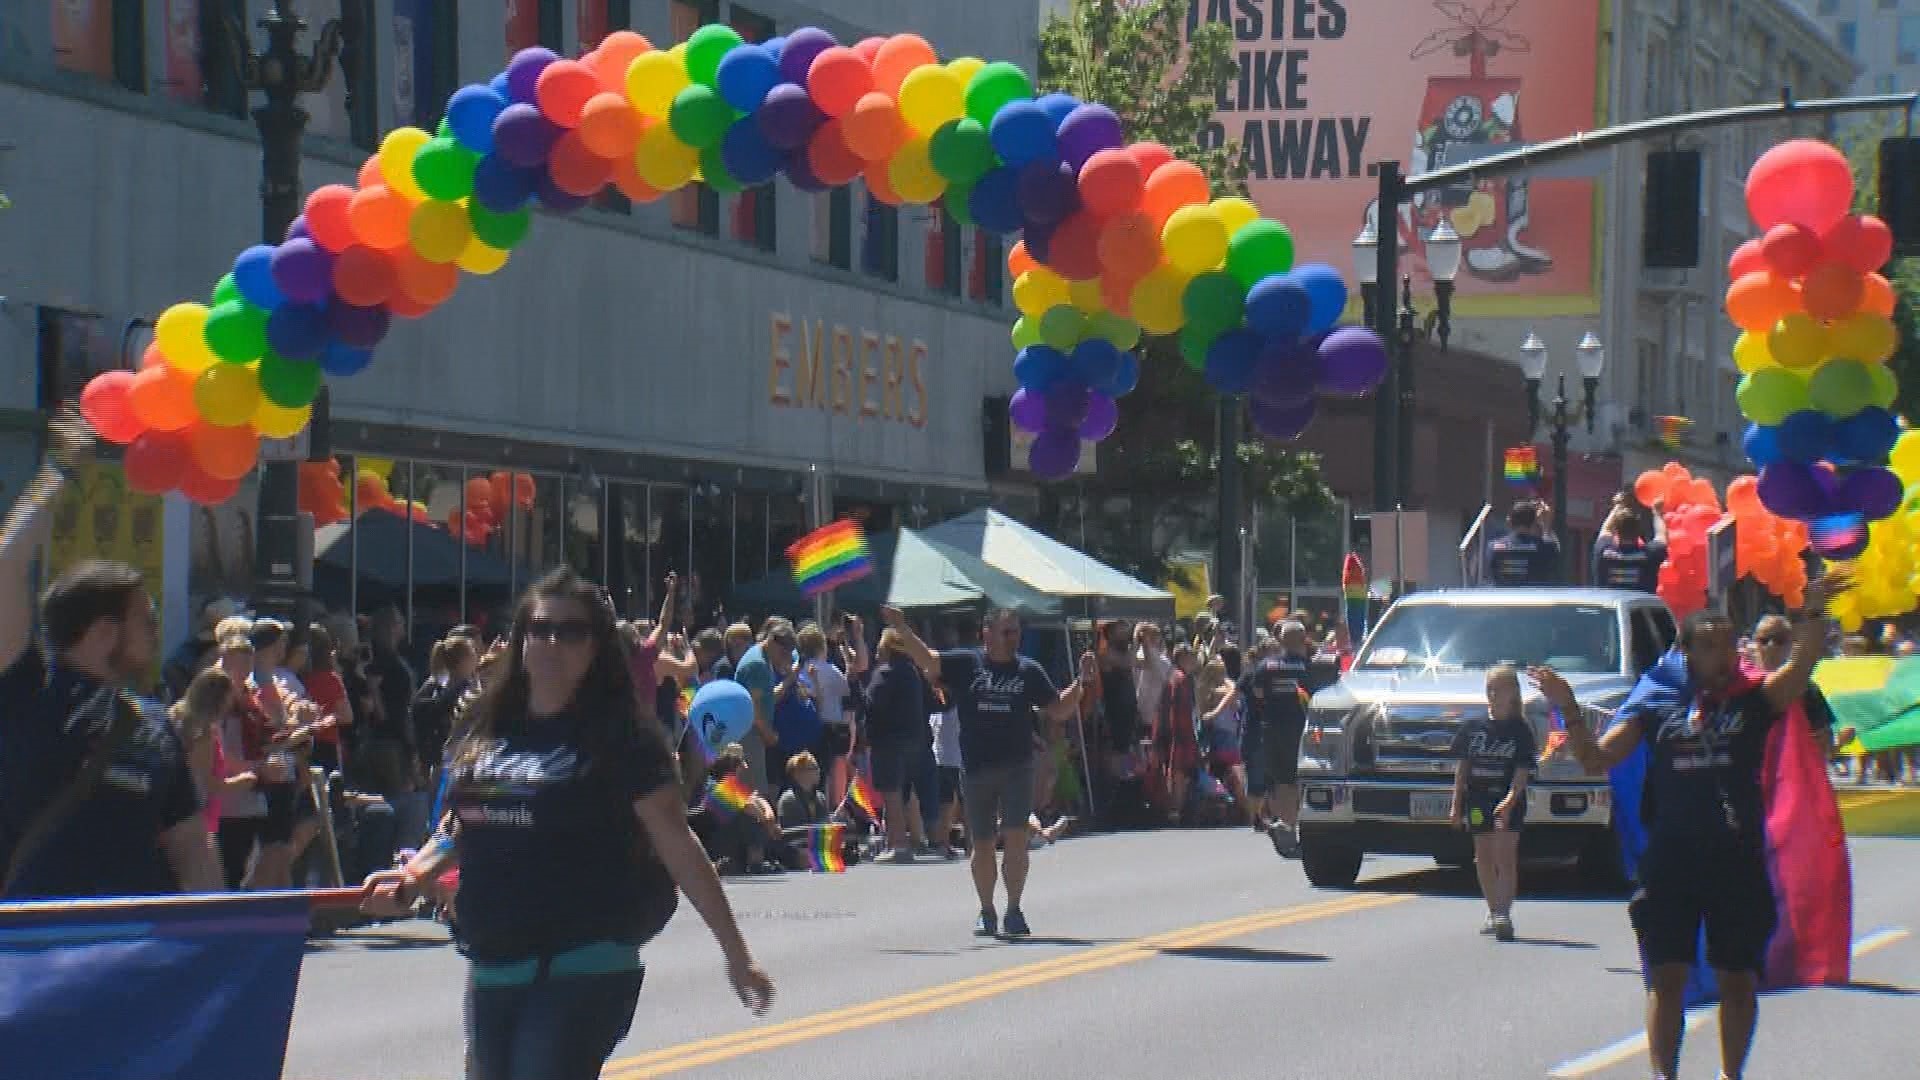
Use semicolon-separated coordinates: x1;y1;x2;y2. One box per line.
603;892;1408;1078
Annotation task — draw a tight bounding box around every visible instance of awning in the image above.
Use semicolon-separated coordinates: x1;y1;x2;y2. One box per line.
916;508;1174;620
725;527;1061;620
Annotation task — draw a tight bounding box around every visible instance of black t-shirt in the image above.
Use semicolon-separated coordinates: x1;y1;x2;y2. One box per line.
938;650;1057;770
0;646;200;900
1100;663;1139;745
1236;653;1328;743
863;654;926;746
711;657;737;683
1450;714;1537;806
1631;686;1779;853
1592;536;1667;593
1487;532;1563;585
448;706;680;962
368;646;415;744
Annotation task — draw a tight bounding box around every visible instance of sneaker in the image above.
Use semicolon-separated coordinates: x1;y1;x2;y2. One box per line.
917;841;944;859
1003;909;1031;938
1267;823;1301;859
1493;915;1515;942
875;848;915;865
1479;914;1498;936
974;909;998;937
942;845;964;860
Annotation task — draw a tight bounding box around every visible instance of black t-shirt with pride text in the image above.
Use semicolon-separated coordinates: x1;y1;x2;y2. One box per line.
1450;713;1537;808
937;650;1057;770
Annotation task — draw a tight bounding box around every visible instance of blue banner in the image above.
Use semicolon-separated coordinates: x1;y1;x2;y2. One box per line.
0;893;311;1080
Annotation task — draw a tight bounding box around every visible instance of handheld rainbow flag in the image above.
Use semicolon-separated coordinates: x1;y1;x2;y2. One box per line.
804;823;849;873
848;774;882;821
1656;415;1692;450
1502;446;1540;490
704;774;753;819
787;519;874;598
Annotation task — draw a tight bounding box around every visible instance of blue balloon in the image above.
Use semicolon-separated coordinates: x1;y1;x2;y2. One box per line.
1742;423;1782;468
488;71;511;97
1205;330;1263;395
1035;92;1081;127
763;35;787;61
1245;274;1312;340
1776;409;1835;465
320;341;373;377
1105;352;1141;397
1294;263;1349;335
690;680;756;753
264;304;331;361
1835;405;1900;465
447;84;508;154
970;166;1024;233
233;245;285;311
1070;339;1123;387
716;44;781;112
1013;345;1069;392
472;153;538;213
989;101;1058;166
720;118;782;185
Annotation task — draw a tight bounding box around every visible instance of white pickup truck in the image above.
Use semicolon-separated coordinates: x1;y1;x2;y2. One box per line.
1294;588;1678;889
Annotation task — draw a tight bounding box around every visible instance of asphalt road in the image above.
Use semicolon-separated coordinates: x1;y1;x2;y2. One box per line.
285;832;1920;1080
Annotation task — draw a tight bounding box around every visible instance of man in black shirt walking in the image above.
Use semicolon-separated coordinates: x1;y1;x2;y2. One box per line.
1240;622;1334;857
1486;500;1563;586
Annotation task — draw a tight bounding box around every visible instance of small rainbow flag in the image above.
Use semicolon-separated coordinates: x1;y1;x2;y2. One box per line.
787;519;874;598
848;775;882;821
1502;446;1540;489
804;823;849;873
1656;415;1692;451
704;774;754;818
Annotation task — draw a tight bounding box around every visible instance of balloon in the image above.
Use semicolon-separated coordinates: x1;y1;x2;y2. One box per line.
1012;268;1071;317
888;135;947;203
1016;159;1079;226
1010;316;1042;351
1726;475;1764;518
609;152;665;203
1822;214;1893;274
1044;383;1091;430
393;248;459;306
321;341;373;377
577;92;644;158
1106;351;1141;396
965;61;1032;127
1249;397;1318;441
534;169;591;211
589;30;654;86
778;27;837;84
1634;469;1671;506
1036;93;1081;126
448;84;509;153
1128;141;1176;177
1161;204;1228;274
155;303;218;374
626;50;689;117
871;34;937;95
669;83;736;149
1891;430;1920;484
127;363;199;433
211;274;242;307
1737;368;1810;425
1079;391;1119;441
1839;468;1903;519
1731;331;1777;374
1073;148;1142;217
760;82;824;150
1776;409;1834;464
123;430;190;494
188;422;260;482
862;156;902;205
1758;462;1828;520
1724;272;1800;332
1759;223;1822;278
636;121;700;190
1130;265;1192;335
1141;161;1210;225
1182;271;1244;334
1224;219;1294;288
1829;312;1896;363
506;47;560;103
1178;322;1221;371
347;185;414;250
843;91;908;160
253;399;310;440
1070;339;1124;388
80;370;143;445
1742;424;1783;468
1246;274;1311;340
684;24;744;88
268;236;335;304
1316;327;1389;396
1727;238;1766;279
1800;262;1865;321
1013;345;1068;392
203;301;269;364
1212;197;1259;235
1045;212;1104;282
1767;314;1826;369
535;58;600;127
1056;103;1123;170
1293;264;1349;336
689;680;756;753
407;198;471;262
1009;386;1049;433
472;153;539;212
257;350;322;409
968;165;1023;232
929;118;994;184
493;102;564;168
1205;329;1262;394
178;462;242;506
229;247;284;314
1252;342;1319;408
1862;272;1896;318
331;245;396;307
1096;211;1161;280
1038;305;1086;350
716;119;780;185
1866;360;1899;411
377;127;431;201
264;303;328;360
714;44;779;111
1746;138;1853;234
898;64;965;135
988;100;1056;166
326;299;390;350
1808;358;1877;418
194;363;261;428
1028;429;1081;480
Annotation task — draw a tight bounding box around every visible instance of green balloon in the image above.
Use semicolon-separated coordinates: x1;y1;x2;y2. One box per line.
413;136;480;202
1867;361;1899;410
258;349;322;408
1038;305;1085;350
1808;358;1877;418
1088;311;1141;351
1225;220;1295;288
698;144;743;194
685;24;744;88
1179;323;1219;371
671;84;737;150
468;202;531;250
211;273;242;306
203;300;269;364
965;61;1034;128
1011;316;1043;350
1183;271;1245;334
1736;368;1810;426
437;117;453;138
930;118;996;185
944;183;976;227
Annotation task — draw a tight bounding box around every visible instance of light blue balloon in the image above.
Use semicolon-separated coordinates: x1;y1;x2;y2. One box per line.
690;680;755;753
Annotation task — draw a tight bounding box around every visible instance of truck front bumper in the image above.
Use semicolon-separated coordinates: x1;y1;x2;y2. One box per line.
1297;779;1614;859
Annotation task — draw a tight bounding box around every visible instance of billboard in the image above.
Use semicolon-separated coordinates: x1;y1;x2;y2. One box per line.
1192;0;1607;316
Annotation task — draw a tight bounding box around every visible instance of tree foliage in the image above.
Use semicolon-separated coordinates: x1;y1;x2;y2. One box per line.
1840;121;1920;425
1034;0;1333;584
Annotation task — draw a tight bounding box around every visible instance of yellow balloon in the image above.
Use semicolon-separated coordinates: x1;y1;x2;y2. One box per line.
635;121;699;190
1012;269;1071;318
1161;204;1229;274
888;136;947;203
1130;264;1193;335
253;399;313;439
1069;277;1105;314
1212;197;1260;235
194;363;261;428
947;57;986;84
409;200;472;264
1892;430;1920;485
155;302;217;375
1768;314;1826;369
627;50;690;119
455;236;510;275
1730;331;1777;375
379;127;431;202
1829;312;1896;363
360;456;394;481
896;65;965;135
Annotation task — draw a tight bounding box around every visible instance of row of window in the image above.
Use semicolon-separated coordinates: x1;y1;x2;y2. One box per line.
46;0;1004;306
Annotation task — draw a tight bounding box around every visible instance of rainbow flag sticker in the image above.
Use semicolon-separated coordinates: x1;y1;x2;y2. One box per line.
787;519;874;598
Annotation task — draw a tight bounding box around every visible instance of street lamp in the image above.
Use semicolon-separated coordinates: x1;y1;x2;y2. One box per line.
1352;221;1379;325
1518;330;1606;550
1388;223;1462;509
1574;330;1606;433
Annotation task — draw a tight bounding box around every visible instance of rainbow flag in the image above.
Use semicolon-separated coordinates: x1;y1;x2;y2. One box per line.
787;519;874;598
704;774;753;818
803;823;849;873
1656;415;1692;450
1502;445;1539;489
848;774;882;821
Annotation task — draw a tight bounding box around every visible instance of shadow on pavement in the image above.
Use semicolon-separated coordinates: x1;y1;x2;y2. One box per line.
1507;937;1600;950
1155;945;1329;964
1811;981;1919;997
305;930;450;953
999;935;1122;947
1354;863;1628;903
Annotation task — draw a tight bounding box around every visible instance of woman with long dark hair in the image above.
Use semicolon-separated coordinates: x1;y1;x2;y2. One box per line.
361;569;773;1080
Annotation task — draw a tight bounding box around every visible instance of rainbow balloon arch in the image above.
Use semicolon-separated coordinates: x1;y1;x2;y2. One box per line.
75;26;1388;500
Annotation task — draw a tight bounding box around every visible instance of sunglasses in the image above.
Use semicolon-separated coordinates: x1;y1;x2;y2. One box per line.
526;618;595;645
1755;635;1789;646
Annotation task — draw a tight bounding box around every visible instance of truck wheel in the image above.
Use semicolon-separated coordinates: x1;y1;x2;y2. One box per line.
1576;829;1628;893
1434;853;1472;869
1301;840;1363;888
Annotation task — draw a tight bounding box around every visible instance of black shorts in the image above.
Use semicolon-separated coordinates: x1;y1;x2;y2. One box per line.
1630;843;1777;974
261;783;317;844
815;725;853;763
1261;721;1305;790
937;765;962;805
869;740;913;795
1462;792;1524;834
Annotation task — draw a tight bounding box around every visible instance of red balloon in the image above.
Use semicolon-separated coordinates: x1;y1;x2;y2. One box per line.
807;118;866;186
1800;261;1865;320
1633;469;1670;507
187;421;261;481
124;430;190;494
1046;211;1105;282
851;36;886;63
490;472;513;516
1863;272;1896;318
547;130;615;197
386;291;437;319
80;370;145;446
333;245;398;308
1127;141;1176;177
1745;138;1853;233
179;461;242;506
305;184;359;253
535;59;601;128
393;248;459;306
1096;211;1162;280
1759;223;1822;279
1821;214;1894;274
1726;238;1766;280
1077;148;1145;218
808;47;873;118
1099;269;1138;317
514;472;537;509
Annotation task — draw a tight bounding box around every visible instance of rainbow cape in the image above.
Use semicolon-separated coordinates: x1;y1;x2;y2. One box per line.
787;519;873;598
704;774;753;819
803;823;849;873
1341;553;1368;642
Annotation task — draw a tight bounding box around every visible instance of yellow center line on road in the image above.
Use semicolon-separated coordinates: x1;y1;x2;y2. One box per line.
603;892;1409;1079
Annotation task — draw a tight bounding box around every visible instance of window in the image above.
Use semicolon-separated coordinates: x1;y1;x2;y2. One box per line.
975;229;1004;304
1901;16;1920;57
861;193;899;281
1635;339;1659;427
579;0;632;50
53;0;143;92
505;0;562;55
732;492;767;584
1354;602;1622;675
36;307;108;411
1837;21;1857;55
690;486;729;614
1629;609;1663;674
670;0;721;235
1817;0;1839;14
812;188;852;269
397;0;459;132
925;207;961;295
1880;74;1901;94
727;8;778;251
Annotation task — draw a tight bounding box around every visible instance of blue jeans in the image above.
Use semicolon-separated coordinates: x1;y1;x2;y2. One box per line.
465;965;645;1080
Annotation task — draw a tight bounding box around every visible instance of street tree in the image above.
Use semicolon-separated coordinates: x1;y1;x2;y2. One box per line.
1841;122;1919;424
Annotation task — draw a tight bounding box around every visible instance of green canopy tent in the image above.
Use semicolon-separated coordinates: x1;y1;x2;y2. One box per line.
726;527;1061;621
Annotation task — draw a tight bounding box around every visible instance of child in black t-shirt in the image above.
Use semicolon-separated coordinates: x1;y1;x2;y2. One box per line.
1450;665;1537;942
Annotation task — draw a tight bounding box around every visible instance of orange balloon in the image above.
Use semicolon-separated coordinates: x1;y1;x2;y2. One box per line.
809;47;874;118
587;30;653;89
1724;272;1800;332
1007;241;1039;279
514;472;537;508
852;36;886;63
387;291;437;319
1127;141;1177;178
127;363;200;432
807;118;866;186
333;245;398;307
304;184;359;253
609;151;665;203
1862;272;1896;318
1726;475;1764;519
1800;262;1865;320
1141;161;1211;227
187;421;262;481
1633;469;1669;507
536;59;602;127
1099;269;1138;317
863;157;903;206
871;34;937;96
577;91;643;158
547;130;615;197
356;156;383;189
139;343;167;370
490;472;512;515
1097;211;1164;280
465;476;494;512
347;185;413;250
1726;238;1766;280
393;248;459;306
843;91;908;161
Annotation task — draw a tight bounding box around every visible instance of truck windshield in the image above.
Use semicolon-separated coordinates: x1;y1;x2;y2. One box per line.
1354;604;1620;674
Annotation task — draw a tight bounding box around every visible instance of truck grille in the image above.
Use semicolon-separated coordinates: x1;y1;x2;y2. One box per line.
1369;705;1487;772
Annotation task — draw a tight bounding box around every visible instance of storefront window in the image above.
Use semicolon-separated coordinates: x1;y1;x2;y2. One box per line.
607;482;646;617
733;491;767;585
691;485;729;617
531;474;564;579
768;493;806;574
651;485;694;624
563;478;606;584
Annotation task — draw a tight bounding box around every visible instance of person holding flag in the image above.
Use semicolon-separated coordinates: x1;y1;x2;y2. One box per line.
1546;567;1847;1080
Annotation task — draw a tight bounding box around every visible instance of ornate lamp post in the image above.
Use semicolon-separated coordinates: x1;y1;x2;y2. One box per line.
1517;330;1606;549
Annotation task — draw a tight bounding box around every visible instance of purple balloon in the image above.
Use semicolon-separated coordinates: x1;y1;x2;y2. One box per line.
326;300;392;350
1016;160;1079;225
1757;463;1829;521
1249;398;1318;441
778;27;838;85
1251;342;1320;408
535;172;590;213
1028;429;1081;480
493;103;561;168
269;238;335;305
1009;387;1049;434
1079;391;1119;441
1056;103;1124;170
1839;467;1903;520
1023;219;1056;263
264;303;330;360
758;82;824;150
784;149;827;192
284;216;310;243
1045;382;1092;429
506;47;559;104
1316;326;1390;396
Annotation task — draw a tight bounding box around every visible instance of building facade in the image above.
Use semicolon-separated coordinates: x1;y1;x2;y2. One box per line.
1797;0;1920;95
0;0;1036;646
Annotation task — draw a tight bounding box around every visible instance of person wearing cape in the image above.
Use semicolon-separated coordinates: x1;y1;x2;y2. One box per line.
1547;569;1849;1080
